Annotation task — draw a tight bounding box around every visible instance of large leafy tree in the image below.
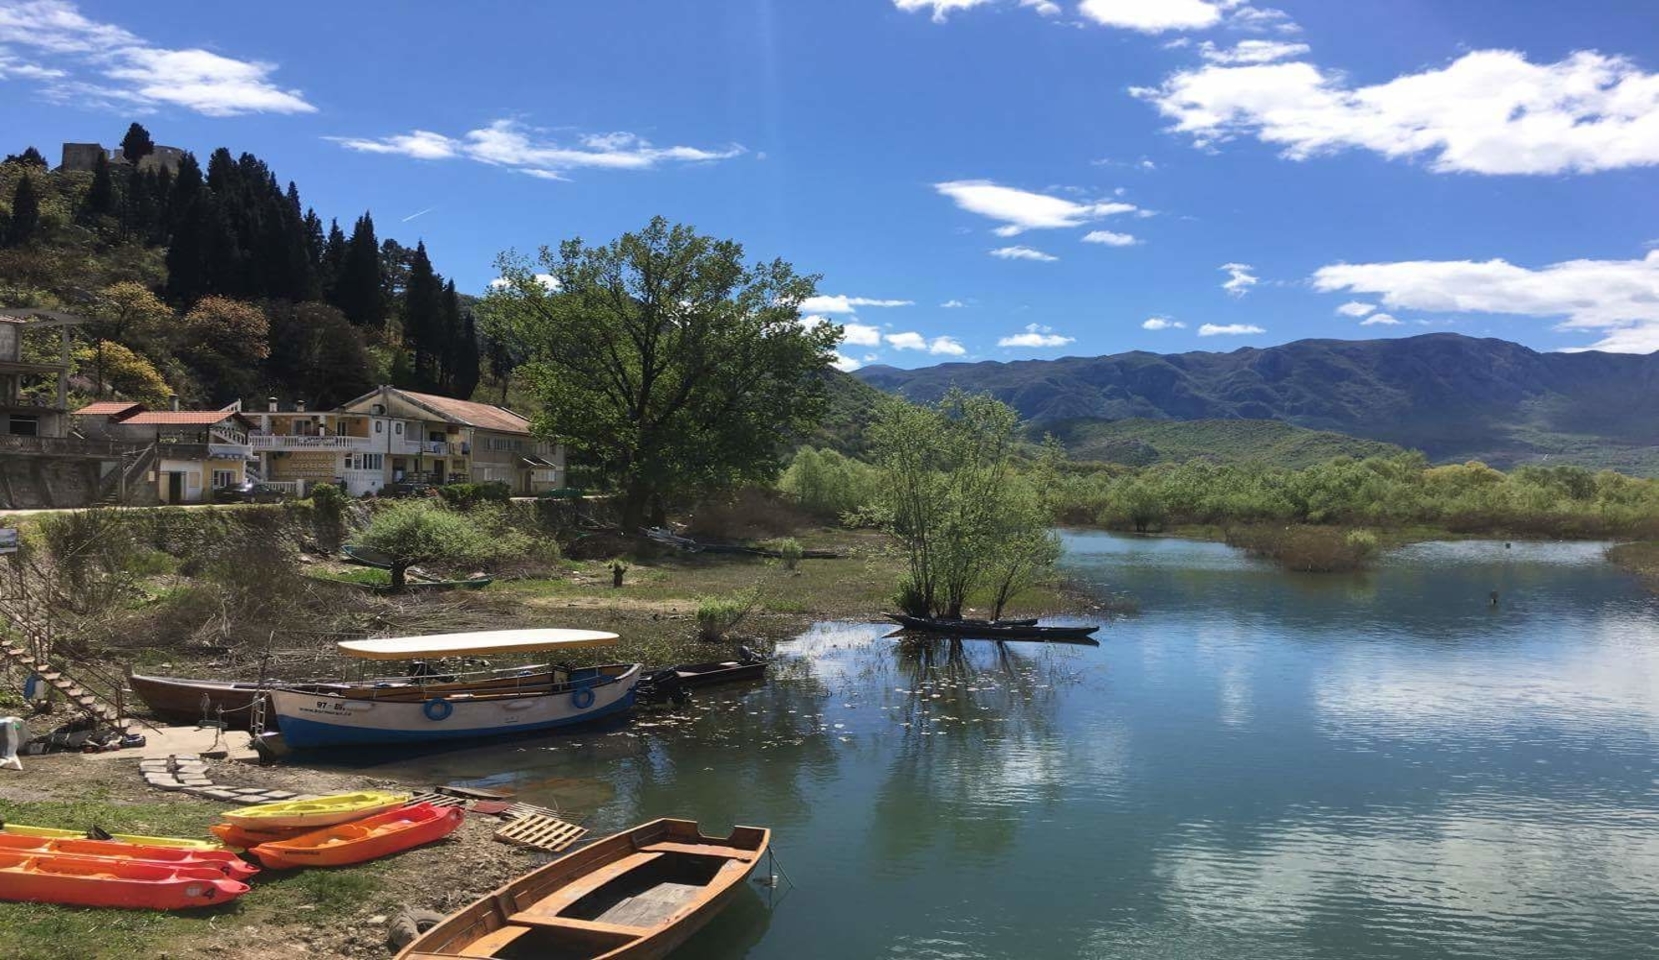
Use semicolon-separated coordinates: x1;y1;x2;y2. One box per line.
485;217;841;530
182;296;270;404
264;301;375;409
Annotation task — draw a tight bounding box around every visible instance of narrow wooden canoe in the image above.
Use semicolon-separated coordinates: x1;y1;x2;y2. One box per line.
397;818;770;960
210;822;313;850
671;659;767;689
884;613;1102;644
1;822;226;851
223;791;409;830
0;850;250;909
341;543;395;568
0;833;257;880
251;802;463;869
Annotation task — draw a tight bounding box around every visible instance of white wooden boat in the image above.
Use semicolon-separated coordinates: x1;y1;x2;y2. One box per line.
269;630;641;749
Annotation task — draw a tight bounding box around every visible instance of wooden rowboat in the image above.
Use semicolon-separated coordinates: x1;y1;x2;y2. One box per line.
1;822;226;851
251;802;463;869
0;833;258;880
224;791;409;830
884;613;1102;644
397;818;770;959
0;850;250;909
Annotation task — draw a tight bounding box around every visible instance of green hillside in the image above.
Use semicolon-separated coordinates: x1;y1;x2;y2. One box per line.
1044;418;1405;468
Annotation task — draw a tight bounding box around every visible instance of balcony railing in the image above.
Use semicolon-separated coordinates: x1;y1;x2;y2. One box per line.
250;434;372;451
0;435;131;458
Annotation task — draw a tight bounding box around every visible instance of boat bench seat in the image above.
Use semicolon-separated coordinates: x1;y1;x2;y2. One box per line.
506;851;664;922
507;915;650;937
638;840;760;862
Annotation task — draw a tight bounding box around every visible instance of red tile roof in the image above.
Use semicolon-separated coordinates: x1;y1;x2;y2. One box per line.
73;400;145;417
122;411;249;426
395;390;533;435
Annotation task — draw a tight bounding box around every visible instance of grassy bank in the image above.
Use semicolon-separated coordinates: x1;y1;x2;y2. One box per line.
1608;542;1659;592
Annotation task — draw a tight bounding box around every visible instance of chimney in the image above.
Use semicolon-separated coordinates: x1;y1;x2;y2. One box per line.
170;395;180;412
296;399;306;413
268;396;278;412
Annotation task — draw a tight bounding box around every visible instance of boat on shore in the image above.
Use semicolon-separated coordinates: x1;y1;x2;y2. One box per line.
0;834;257;880
224;791;409;830
1;823;225;851
0;850;250;909
250;802;463;869
396;818;769;959
636;650;768;704
267;629;643;750
884;613;1101;644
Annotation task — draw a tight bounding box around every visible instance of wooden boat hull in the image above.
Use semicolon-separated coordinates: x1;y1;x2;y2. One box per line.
0;834;257;880
884;613;1101;644
251;802;463;869
271;664;643;749
397;818;770;959
223;791;410;830
1;823;225;851
0;850;249;909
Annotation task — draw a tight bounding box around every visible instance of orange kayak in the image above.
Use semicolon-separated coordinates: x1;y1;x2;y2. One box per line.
251;802;463;869
0;833;257;880
0;849;249;909
210;821;312;850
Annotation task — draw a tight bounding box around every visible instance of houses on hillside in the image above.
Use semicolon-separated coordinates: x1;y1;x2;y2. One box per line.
73;401;254;504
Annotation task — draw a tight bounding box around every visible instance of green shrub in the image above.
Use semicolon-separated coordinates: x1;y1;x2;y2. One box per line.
309;482;347;550
780;447;881;523
437;481;512;509
766;537;804;570
695;589;758;641
1225;524;1380;572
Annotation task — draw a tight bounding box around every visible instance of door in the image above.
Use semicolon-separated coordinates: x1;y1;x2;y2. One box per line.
166;472;184;503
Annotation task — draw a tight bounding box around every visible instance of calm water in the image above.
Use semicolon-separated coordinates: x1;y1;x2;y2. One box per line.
364;533;1659;959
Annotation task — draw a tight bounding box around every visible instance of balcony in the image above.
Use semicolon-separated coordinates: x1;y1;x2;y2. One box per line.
394;438;467;456
250;434;372;452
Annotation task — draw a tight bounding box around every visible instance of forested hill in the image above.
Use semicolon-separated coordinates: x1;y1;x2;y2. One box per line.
0;126;492;411
856;333;1659;473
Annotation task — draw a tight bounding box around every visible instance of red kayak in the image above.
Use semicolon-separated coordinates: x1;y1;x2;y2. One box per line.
251;802;463;869
0;833;257;880
210;821;312;850
0;850;249;909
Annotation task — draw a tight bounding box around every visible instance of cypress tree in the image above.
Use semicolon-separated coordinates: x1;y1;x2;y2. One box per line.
4;175;41;247
165;194;210;303
402;241;443;389
333;212;383;328
84;150;114;219
168;152;202;237
448;283;481;399
321;218;347;300
120;123;155;165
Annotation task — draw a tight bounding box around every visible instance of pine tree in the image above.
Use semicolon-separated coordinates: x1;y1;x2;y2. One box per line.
4;175;41;247
84;150;115;220
121;123;155;165
321;218;346;299
332;212;383;328
402;241;443;390
449;285;481;399
165;194;210;303
168;152;203;237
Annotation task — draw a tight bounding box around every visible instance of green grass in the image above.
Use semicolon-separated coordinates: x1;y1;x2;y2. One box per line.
1043;418;1404;468
308;566;391;587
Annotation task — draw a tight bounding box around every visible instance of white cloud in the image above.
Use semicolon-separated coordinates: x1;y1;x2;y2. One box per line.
841;322;885;347
1019;0;1062;14
831;353;863;372
940;299;967;308
488;273;559;292
935;180;1136;236
1082;230;1141;247
991;245;1059;262
1360;313;1402;326
1312;250;1659;352
1336;301;1377;318
1142;317;1187;330
1198;39;1309;65
892;0;992;23
1078;0;1230;33
1220;262;1258;296
0;0;313;116
929;336;967;355
884;332;928;350
998;323;1075;348
332;119;743;179
1135;49;1659;175
798;294;914;315
1199;323;1266;336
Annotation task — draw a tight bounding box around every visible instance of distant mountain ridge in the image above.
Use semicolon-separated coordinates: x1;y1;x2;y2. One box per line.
854;334;1659;473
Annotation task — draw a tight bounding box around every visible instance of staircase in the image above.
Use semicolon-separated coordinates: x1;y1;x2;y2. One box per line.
96;443;157;506
0;640;127;729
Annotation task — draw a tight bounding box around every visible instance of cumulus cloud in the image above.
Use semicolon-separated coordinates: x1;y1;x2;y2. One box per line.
1360;313;1402;326
1078;0;1231;33
1142;317;1187;330
1220;262;1259;296
1198;39;1309;64
929;336;968;355
831;353;864;372
1135;49;1659;175
884;331;928;351
331;119;743;180
1199;323;1266;336
998;323;1075;348
1082;230;1141;247
488;273;559;292
798;294;914;314
1312;250;1659;352
1336;301;1377;318
891;0;993;22
991;246;1060;262
1019;0;1062;14
0;0;314;115
840;322;885;347
935;180;1136;236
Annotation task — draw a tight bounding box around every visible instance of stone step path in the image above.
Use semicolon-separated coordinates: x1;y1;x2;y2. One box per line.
139;753;316;805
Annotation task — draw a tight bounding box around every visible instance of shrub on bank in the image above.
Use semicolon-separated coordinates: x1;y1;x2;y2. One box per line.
695;589;758;641
437;481;512;509
1225;524;1381;572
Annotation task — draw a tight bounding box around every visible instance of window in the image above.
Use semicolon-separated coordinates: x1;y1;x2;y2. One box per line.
394;423;403;435
352;453;385;471
212;469;237;489
7;416;38;437
374;421;383;434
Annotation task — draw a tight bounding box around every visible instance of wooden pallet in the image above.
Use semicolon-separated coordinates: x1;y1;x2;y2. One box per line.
502;802;584;825
494;814;588;852
407;791;469;810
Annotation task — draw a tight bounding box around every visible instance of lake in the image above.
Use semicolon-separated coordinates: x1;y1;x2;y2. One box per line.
366;532;1659;959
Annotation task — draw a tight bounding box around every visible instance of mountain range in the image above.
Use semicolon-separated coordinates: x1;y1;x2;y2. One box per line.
854;334;1659;474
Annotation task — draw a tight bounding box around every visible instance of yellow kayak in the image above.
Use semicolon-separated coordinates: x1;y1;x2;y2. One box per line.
1;823;226;851
222;791;409;829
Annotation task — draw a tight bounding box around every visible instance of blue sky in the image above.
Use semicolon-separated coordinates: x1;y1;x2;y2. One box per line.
3;0;1658;369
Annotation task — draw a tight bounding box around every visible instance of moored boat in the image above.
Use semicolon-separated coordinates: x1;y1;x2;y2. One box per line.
0;850;250;909
884;613;1101;644
269;630;643;750
0;833;257;880
396;818;770;959
223;790;409;830
1;823;226;851
250;802;463;869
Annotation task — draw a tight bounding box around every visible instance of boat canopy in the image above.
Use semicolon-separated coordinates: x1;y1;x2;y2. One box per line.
337;629;620;660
